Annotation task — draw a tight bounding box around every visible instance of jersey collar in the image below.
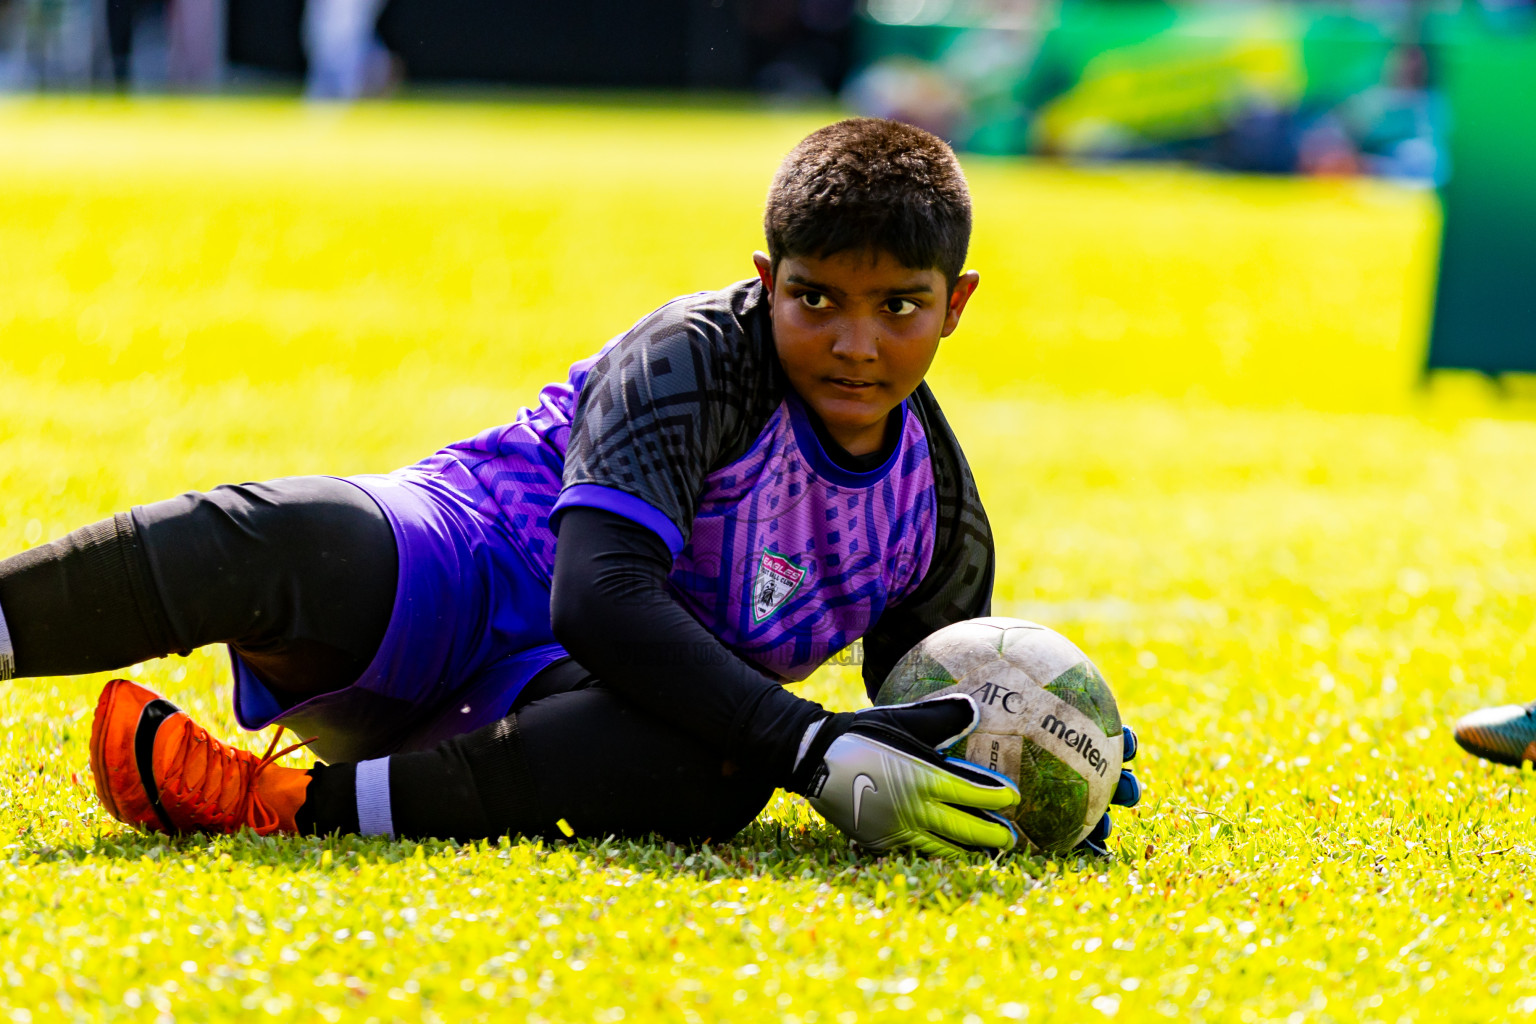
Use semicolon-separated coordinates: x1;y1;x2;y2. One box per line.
784;391;908;488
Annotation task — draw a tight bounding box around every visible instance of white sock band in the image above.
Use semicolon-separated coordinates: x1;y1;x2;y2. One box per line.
0;598;14;681
355;757;394;839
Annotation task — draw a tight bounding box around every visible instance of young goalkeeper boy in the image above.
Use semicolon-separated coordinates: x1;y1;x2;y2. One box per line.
0;118;1138;857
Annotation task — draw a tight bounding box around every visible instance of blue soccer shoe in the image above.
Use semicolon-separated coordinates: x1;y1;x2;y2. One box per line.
1453;702;1536;768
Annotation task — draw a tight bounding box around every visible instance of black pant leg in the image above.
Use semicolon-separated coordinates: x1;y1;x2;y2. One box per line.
512;658;774;841
0;477;396;697
0;513;175;676
132;477;398;700
306;659;777;843
517;684;775;842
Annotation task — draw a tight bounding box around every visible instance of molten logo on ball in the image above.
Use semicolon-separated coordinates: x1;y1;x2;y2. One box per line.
1041;713;1110;777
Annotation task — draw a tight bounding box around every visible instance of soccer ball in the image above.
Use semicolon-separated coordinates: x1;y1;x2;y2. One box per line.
874;617;1124;854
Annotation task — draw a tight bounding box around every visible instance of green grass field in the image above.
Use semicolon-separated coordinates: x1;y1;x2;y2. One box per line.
1;97;1533;1022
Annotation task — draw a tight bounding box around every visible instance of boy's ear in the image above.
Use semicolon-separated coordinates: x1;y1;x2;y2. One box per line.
941;270;981;338
752;251;775;295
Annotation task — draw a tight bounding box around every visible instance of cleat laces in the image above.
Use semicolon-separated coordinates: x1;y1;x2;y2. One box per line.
158;723;313;835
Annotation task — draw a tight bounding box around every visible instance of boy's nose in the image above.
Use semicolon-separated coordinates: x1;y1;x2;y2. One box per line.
832;318;880;360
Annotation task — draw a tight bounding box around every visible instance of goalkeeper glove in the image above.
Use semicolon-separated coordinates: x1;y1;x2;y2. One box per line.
787;694;1021;858
1076;725;1143;858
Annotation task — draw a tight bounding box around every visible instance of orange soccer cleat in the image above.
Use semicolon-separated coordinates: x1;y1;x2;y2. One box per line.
89;679;312;836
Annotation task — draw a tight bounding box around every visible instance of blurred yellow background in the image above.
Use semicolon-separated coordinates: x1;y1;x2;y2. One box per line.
1;97;1438;406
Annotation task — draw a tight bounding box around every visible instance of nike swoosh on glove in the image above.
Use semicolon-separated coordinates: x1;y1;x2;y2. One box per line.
1077;725;1143;858
787;694;1022;858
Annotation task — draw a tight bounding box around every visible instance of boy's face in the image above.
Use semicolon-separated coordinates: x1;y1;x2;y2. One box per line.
754;248;979;456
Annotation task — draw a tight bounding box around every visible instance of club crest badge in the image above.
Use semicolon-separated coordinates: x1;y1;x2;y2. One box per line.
751;549;807;624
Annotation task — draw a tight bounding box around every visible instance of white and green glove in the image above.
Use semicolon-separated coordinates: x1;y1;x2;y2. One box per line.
787;694;1021;858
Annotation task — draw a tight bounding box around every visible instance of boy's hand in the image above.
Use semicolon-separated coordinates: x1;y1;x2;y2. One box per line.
1076;725;1143;858
788;694;1021;858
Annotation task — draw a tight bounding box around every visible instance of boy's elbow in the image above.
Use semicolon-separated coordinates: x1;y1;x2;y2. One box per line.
549;583;600;661
551;573;642;670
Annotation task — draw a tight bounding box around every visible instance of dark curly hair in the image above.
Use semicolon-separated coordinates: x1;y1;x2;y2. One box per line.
764;118;972;289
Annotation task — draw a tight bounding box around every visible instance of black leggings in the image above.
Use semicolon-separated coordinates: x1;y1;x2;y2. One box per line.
337;657;775;843
0;477;397;701
137;478;399;703
0;478;774;842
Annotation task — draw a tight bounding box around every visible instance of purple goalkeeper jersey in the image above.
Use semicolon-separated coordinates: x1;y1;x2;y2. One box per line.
381;279;993;695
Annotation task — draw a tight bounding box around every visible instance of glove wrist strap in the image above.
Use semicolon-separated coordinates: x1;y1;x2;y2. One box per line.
791;718;825;774
785;712;853;795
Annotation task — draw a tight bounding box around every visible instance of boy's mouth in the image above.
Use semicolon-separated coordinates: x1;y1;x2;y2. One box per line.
827;377;878;391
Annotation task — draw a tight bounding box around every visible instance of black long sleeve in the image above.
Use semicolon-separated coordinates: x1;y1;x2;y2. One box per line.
549;507;826;782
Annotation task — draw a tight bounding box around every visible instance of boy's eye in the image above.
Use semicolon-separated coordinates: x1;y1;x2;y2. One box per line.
884;298;919;315
799;292;831;310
